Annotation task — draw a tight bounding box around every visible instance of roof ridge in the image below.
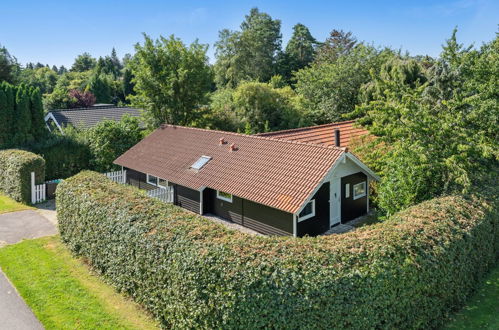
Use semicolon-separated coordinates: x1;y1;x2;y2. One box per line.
256;120;357;136
161;124;346;152
49;106;139;112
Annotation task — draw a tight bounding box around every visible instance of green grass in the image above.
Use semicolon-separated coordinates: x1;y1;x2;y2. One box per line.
0;193;32;214
445;262;499;329
0;236;158;330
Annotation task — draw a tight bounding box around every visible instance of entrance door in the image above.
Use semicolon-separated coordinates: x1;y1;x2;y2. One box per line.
330;177;341;227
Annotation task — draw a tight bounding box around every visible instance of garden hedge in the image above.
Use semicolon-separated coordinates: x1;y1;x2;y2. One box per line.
0;149;45;204
58;171;499;329
25;135;91;180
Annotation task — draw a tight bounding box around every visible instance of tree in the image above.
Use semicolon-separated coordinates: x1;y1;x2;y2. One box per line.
0;45;19;83
84;115;143;172
352;31;498;216
315;30;357;64
214;8;281;87
128;34;212;127
19;66;58;94
69;89;96;108
71;52;96;72
295;44;394;123
13;85;32;145
280;23;317;80
29;87;46;138
87;73;112;103
0;83;14;146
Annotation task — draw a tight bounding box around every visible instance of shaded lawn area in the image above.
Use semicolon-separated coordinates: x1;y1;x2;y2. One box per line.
0;193;32;214
445;262;499;329
0;236;158;330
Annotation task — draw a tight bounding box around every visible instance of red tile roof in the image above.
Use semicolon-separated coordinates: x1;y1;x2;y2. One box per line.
256;120;369;148
114;125;345;214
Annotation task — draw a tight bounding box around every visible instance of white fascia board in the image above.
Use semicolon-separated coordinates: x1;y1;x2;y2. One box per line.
44;112;64;134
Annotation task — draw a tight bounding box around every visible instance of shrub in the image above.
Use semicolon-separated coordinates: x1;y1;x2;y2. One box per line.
0;149;45;203
26;135;91;180
57;171;498;329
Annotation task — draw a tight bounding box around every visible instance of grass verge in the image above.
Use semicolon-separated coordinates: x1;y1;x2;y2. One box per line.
445;262;499;329
0;193;32;214
0;236;158;330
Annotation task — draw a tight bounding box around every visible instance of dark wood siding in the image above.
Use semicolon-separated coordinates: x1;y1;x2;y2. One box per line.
204;188;293;236
341;172;368;222
175;184;200;214
204;189;243;224
125;168;156;190
242;200;293;236
297;182;330;237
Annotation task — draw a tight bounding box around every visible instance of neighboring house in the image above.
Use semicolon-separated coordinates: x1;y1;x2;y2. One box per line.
256;120;369;148
44;104;143;134
114;124;379;237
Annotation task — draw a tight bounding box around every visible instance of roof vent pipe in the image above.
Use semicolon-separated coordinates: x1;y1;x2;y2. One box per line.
334;129;341;147
229;143;237;152
219;137;226;145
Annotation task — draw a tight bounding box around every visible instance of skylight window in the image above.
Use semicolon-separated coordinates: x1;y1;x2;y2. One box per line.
191;155;212;170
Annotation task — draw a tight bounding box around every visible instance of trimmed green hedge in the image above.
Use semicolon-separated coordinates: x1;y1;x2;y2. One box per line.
57;171;498;329
0;149;45;204
25;135;91;180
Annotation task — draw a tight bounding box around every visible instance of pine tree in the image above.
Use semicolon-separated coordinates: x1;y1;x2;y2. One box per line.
0;82;15;147
29;87;46;139
88;74;112;103
13;85;33;145
282;23;317;79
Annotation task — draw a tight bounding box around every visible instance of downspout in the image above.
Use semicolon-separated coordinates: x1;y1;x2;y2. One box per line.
293;213;297;237
199;187;206;215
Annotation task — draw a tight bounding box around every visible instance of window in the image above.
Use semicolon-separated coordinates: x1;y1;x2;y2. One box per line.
147;174;158;186
216;190;233;202
353;182;367;200
298;199;315;221
191;155;212;170
158;178;168;188
345;183;350;198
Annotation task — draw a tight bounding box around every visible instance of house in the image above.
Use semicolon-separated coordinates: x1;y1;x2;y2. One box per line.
256;120;369;148
44;104;143;133
114;124;379;237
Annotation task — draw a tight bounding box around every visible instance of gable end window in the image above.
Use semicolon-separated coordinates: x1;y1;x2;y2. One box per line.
216;190;233;202
298;199;316;221
353;182;367;200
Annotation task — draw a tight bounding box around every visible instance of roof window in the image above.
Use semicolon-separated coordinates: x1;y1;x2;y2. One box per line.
191;155;212;170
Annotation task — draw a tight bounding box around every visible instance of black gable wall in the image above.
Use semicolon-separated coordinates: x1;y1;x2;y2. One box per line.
297;182;330;237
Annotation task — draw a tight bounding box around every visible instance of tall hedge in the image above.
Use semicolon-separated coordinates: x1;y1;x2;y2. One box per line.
57;171;498;329
26;135;91;180
0;149;45;203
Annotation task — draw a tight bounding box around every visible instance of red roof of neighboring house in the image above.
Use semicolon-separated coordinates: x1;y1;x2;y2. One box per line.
256;120;369;148
114;125;345;214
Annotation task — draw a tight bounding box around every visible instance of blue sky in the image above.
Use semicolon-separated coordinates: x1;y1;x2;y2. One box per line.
1;0;497;67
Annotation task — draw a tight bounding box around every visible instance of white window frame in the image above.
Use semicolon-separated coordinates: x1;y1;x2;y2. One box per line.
353;182;367;200
345;183;350;198
146;174;158;186
216;190;233;203
298;199;316;222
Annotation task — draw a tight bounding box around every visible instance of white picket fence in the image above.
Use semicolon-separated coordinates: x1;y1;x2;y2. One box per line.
147;187;174;203
31;172;46;204
105;170;126;184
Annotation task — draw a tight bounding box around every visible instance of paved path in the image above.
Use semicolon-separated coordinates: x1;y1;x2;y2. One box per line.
0;209;58;330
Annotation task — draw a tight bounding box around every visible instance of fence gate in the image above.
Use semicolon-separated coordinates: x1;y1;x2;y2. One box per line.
31;172;46;204
147;187;174;204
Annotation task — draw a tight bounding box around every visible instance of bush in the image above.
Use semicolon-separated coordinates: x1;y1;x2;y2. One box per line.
57;171;498;329
26;135;91;180
0;149;45;204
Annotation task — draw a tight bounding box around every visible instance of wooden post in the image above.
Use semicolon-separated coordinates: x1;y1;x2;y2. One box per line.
31;172;36;204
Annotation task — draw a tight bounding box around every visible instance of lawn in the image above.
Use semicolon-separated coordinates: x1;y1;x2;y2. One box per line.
445;262;499;329
0;193;32;214
0;236;158;330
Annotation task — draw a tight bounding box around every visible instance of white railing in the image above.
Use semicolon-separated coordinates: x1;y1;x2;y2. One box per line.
31;172;46;204
147;187;174;203
105;170;126;184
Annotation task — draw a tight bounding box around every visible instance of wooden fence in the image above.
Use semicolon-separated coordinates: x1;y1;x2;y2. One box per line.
31;172;46;204
147;187;174;204
105;170;126;184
